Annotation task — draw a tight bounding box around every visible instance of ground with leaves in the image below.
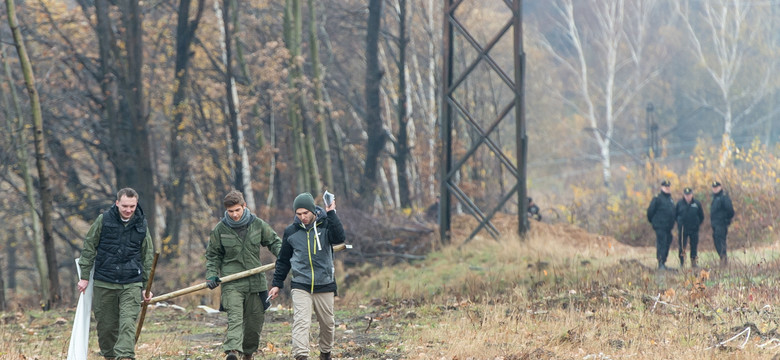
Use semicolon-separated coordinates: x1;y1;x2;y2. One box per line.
5;217;780;359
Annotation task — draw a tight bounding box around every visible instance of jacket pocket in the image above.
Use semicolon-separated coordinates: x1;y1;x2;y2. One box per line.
220;234;241;260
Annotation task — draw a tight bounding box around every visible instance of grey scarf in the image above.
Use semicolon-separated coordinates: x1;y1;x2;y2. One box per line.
223;207;252;228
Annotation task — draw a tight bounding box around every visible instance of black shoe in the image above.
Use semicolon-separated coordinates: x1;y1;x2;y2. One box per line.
658;263;667;270
319;352;332;360
226;351;240;360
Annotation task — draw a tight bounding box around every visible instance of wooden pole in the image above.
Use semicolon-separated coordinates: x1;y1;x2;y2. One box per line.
148;243;350;304
135;252;159;342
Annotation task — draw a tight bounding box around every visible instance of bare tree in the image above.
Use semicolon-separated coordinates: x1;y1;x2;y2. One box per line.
4;0;59;308
163;0;205;257
360;0;386;204
536;0;661;186
675;0;776;165
92;0;158;236
216;0;256;208
309;0;335;191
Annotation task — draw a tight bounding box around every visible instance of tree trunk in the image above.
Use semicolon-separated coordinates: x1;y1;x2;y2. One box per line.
122;0;157;236
394;0;411;208
308;0;334;191
4;0;59;308
93;0;157;237
217;0;256;208
164;0;205;258
360;0;386;205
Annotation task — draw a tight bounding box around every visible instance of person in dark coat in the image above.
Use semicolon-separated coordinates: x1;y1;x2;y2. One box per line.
710;181;735;267
676;187;704;268
647;180;676;270
527;197;542;221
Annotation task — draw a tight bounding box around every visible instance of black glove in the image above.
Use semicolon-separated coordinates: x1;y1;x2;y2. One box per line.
206;276;221;290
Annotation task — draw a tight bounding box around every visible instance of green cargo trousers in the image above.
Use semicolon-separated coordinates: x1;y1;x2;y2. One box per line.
93;283;143;359
221;287;265;355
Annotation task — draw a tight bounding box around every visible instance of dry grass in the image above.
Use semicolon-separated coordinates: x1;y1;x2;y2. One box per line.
348;216;780;359
6;218;780;359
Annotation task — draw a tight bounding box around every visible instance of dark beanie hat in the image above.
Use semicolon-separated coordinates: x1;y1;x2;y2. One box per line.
293;192;316;213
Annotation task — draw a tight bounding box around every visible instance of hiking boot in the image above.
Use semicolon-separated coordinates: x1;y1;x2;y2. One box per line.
719;255;728;268
691;257;698;268
294;356;308;360
226;351;240;360
319;352;332;360
658;263;667;270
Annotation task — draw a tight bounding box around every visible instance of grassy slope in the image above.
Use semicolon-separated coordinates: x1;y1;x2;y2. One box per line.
5;219;780;359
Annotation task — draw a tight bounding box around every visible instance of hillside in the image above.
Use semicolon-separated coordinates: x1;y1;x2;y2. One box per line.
4;217;780;359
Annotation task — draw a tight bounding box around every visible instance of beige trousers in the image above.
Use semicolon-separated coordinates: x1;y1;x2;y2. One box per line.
291;289;335;358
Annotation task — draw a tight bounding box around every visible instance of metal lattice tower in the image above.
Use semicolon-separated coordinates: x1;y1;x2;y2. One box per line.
440;0;527;243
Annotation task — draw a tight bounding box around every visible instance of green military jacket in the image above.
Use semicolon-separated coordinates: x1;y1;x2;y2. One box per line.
205;215;282;293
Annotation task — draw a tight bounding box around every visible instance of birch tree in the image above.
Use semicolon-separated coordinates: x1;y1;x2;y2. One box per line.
675;0;775;165
216;0;256;209
536;0;661;186
4;0;59;308
309;0;335;191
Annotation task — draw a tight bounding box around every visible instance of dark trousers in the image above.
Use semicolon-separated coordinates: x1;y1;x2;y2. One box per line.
713;225;728;258
654;228;673;264
679;231;699;259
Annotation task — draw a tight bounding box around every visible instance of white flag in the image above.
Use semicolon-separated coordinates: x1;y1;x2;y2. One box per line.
67;258;94;360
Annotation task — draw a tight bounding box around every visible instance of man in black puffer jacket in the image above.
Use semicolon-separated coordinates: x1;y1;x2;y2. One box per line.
676;187;704;268
647;180;676;270
77;188;155;360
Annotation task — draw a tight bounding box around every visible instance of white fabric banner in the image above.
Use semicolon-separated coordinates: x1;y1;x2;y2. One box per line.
67;258;94;360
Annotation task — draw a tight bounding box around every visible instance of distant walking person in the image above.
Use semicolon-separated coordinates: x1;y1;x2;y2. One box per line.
76;188;155;360
527;197;542;221
676;187;704;268
647;180;676;270
710;181;735;267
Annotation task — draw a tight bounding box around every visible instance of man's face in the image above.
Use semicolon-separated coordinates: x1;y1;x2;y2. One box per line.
296;208;315;225
116;195;138;221
661;185;670;194
684;193;693;202
226;203;245;222
712;185;721;194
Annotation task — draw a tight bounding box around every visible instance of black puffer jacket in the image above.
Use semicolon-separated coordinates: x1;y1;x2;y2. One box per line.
676;198;704;233
94;204;147;284
647;192;676;231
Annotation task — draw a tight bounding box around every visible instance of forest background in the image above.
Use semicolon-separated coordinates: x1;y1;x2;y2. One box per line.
2;0;780;311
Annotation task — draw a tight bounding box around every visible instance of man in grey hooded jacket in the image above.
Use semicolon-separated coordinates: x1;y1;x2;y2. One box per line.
268;192;346;360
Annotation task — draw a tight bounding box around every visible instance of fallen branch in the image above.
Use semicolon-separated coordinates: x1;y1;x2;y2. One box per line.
705;326;751;350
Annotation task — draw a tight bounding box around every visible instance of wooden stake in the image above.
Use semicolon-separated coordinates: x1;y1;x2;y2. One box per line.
135;252;159;343
148;243;350;304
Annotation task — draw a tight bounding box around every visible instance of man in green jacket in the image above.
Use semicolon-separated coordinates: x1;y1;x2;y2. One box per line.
206;190;282;360
77;188;155;360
